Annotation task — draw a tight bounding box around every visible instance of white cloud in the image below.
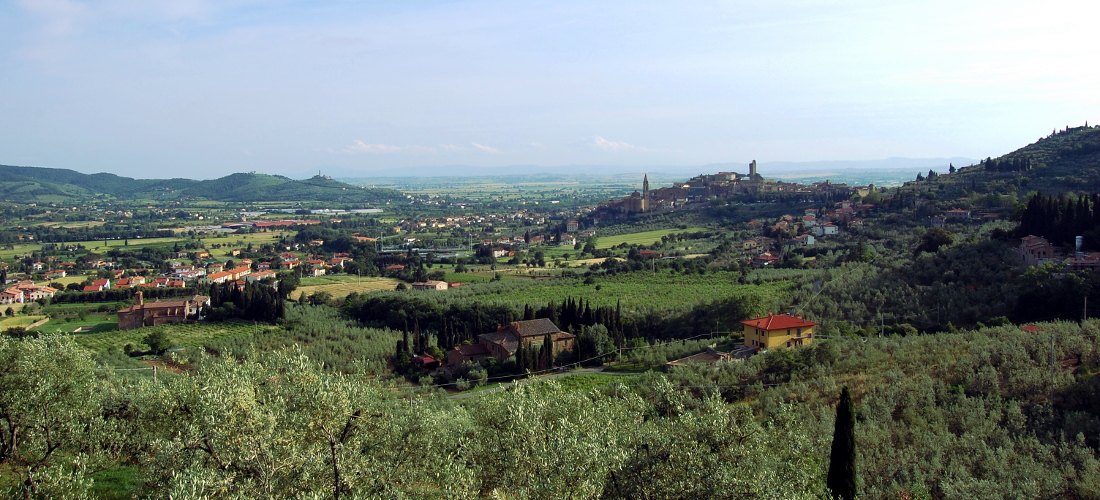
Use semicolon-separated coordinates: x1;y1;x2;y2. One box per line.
472;142;501;154
528;142;547;149
344;140;404;154
439;143;465;151
591;136;643;152
342;141;439;154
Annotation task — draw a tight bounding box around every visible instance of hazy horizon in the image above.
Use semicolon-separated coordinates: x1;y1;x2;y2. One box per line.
2;1;1095;178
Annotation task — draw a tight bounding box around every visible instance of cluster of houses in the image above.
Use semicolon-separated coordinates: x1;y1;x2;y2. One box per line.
748;202;868;266
929;208;1001;227
0;281;58;305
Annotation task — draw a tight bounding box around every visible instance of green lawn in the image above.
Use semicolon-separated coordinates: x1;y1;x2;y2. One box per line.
596;227;707;249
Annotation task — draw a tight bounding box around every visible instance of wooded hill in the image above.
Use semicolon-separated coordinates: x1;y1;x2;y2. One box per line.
901;124;1100;198
0;165;406;204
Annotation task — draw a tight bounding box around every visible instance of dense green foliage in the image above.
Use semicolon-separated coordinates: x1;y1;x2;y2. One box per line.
1018;191;1100;248
9;318;1100;498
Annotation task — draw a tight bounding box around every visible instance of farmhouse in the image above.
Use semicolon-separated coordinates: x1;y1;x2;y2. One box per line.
412;280;448;290
1019;235;1055;267
470;318;575;362
741;313;817;350
0;288;24;304
117;292;210;331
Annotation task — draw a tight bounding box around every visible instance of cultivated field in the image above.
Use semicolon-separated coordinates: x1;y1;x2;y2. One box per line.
595;227;707;249
462;271;788;312
291;277;401;300
0;315;47;329
71;322;281;352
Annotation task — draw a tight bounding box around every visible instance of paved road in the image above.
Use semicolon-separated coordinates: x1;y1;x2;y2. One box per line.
447;366;610;400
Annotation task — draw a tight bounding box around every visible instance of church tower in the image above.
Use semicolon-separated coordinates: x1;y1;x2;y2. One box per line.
642;173;650;211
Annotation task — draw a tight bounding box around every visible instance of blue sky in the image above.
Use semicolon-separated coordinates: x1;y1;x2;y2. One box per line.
2;0;1097;178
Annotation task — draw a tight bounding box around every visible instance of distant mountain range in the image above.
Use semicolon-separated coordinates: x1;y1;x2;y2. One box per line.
0;165;406;204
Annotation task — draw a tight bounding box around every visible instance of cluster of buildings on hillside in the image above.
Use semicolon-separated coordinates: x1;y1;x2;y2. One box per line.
599;163;875;216
745;201;873;266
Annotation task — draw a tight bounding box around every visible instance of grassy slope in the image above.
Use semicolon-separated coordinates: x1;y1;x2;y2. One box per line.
903;125;1100;197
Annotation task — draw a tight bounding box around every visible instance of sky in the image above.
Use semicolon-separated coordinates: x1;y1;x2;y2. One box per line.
2;0;1098;179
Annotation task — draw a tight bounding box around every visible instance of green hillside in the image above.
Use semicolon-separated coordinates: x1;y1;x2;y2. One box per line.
901;124;1100;198
0;165;405;204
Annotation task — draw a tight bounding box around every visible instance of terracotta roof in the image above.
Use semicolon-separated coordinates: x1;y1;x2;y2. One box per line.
83;285;101;292
741;314;818;331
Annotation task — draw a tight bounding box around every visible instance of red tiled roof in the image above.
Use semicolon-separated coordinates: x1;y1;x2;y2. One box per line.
741;314;818;331
83;285;101;292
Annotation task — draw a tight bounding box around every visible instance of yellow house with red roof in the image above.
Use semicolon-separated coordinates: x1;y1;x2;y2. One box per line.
741;313;818;350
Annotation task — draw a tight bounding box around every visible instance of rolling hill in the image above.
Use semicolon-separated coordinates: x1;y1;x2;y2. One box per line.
901;124;1100;197
0;165;407;204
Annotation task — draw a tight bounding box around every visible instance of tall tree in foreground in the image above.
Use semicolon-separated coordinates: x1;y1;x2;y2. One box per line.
827;386;857;500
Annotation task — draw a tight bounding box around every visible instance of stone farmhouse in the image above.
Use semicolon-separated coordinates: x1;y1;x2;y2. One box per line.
117;292;210;331
447;318;576;365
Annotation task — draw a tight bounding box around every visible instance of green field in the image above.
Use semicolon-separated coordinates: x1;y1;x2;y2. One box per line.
43;315;118;335
0;315;47;329
444;272;493;283
70;322;282;352
298;274;365;286
292;277;401;300
0;231;290;261
596;227;707;249
464;271;787;313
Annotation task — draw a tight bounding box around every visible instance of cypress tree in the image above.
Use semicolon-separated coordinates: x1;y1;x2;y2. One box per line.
542;334;553;370
827;387;857;500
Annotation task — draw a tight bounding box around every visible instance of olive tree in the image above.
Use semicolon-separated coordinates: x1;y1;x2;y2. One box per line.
0;334;101;499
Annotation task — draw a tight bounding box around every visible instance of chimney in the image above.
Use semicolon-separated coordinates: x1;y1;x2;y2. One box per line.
135;292;143;305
